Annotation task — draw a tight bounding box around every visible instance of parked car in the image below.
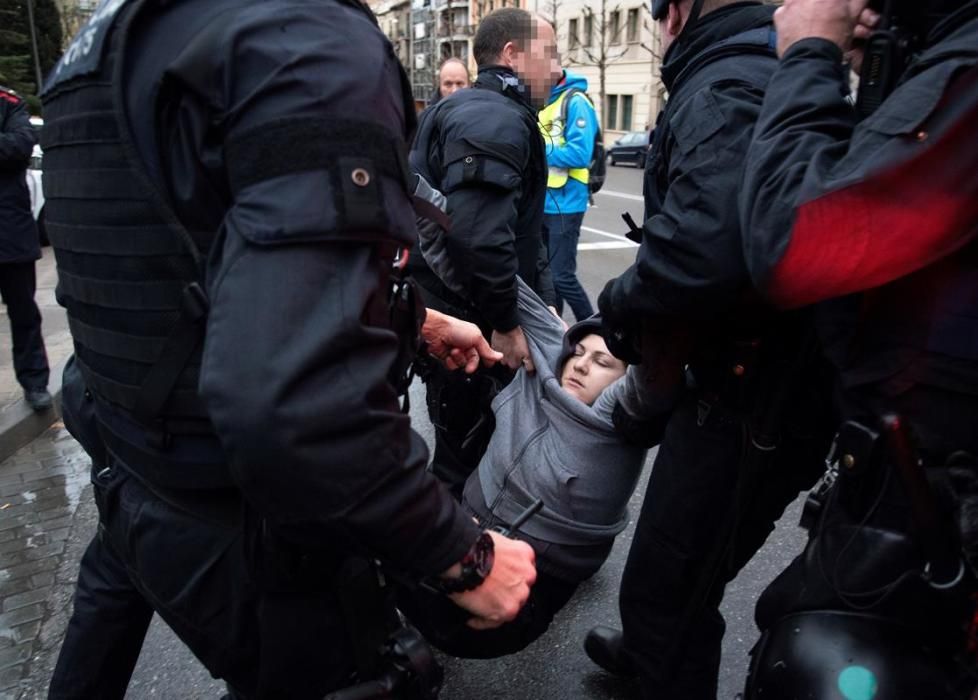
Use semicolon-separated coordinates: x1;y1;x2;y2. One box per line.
607;130;651;168
25;116;46;245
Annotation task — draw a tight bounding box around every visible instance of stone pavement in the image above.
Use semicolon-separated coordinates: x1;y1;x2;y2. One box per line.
0;424;91;699
0;248;82;699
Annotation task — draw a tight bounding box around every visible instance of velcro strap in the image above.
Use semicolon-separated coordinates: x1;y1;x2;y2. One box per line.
443;138;523;172
45;169;150;201
68;316;164;364
45;222;189;256
226;116;410;194
75;355;209;418
57;270;185;311
40;110;119;149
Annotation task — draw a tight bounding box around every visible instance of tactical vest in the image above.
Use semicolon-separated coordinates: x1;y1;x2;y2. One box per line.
41;0;222;473
539;89;591;189
644;26;777;222
42;0;421;490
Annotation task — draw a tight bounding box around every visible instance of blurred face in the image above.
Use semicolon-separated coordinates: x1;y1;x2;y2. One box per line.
508;17;562;108
560;334;627;405
439;61;470;98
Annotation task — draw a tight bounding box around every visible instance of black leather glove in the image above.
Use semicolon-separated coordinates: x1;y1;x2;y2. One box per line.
598;278;643;365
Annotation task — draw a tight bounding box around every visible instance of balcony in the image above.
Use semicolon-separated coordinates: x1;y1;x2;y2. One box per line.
437;23;474;37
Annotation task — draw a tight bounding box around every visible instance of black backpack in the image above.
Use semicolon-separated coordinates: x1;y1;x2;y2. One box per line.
560;88;606;194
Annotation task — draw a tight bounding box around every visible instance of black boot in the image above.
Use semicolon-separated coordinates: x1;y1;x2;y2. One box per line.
584;626;637;678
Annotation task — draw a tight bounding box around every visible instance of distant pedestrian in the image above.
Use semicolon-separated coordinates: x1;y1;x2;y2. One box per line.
431;56;472;104
539;68;598;322
0;85;50;412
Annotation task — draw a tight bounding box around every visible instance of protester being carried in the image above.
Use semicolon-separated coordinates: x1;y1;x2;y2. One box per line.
399;278;682;658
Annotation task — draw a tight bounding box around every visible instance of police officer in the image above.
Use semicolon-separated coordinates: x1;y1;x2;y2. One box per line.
582;0;837;697
42;0;536;697
738;0;978;695
409;8;560;493
539;68;599;322
0;85;51;412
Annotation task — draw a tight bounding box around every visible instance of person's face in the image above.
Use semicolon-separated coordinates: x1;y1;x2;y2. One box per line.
510;18;562;108
439;62;470;98
560;333;627;405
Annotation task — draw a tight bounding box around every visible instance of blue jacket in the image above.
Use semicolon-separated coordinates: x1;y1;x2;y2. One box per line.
543;71;598;215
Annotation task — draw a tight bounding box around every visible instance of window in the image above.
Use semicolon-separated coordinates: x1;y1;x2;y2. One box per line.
583;13;593;47
621;95;634;132
569;18;579;50
626;8;640;43
609;10;621;45
606;95;619;130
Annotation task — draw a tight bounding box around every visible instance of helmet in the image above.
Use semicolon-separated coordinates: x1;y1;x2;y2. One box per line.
744;611;963;700
651;0;669;20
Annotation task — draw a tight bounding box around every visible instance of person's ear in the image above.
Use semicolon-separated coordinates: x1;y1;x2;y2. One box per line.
500;40;518;68
666;1;685;40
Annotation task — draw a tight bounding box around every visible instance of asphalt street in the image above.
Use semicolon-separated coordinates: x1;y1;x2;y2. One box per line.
42;165;811;699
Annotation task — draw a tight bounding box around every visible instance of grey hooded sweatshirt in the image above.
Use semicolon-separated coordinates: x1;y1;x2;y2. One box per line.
465;279;649;581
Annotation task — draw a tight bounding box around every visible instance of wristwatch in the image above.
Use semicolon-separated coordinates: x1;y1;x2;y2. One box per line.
425;531;495;595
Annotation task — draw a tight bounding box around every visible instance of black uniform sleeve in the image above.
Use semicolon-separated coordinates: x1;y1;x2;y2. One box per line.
0;94;36;171
435;112;535;332
445;182;522;331
601;81;767;321
175;3;479;577
738;39;857;294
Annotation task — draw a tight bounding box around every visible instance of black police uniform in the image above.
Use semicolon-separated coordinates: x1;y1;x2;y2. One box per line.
408;66;556;492
739;3;978;696
0;86;49;399
42;0;481;697
593;5;837;698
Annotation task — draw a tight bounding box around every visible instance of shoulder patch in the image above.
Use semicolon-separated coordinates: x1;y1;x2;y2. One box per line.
43;0;132;94
576;117;587;128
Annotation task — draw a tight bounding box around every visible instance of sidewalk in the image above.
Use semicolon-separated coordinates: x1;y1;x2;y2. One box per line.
0;249;86;699
0;248;73;464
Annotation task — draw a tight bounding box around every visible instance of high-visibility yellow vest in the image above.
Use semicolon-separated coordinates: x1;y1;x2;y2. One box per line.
539;90;592;189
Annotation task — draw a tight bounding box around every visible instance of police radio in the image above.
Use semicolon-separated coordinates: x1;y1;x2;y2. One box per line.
855;0;923;118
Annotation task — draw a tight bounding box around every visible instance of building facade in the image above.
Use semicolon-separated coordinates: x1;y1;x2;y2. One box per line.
539;0;664;143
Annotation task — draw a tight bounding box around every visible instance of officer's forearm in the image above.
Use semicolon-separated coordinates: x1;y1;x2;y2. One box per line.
199;241;478;573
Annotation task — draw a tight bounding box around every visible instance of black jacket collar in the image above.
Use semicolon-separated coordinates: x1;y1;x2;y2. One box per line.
475;65;536;113
661;2;773;92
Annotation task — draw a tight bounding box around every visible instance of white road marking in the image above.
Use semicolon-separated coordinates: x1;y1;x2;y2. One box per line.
578;242;637;251
581;226;637;245
595;189;644;202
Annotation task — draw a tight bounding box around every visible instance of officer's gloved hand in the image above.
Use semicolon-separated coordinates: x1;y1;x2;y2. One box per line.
612;332;687;447
598;279;643;365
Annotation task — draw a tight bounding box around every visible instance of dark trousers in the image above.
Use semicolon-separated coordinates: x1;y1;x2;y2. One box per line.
619;390;831;700
50;462;356;699
398;572;578;660
542;212;594;322
423;360;511;495
0;261;49;391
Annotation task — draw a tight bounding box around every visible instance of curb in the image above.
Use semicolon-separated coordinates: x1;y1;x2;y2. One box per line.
0;355;69;464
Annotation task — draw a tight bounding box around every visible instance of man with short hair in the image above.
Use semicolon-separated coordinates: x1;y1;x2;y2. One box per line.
410;8;562;493
539;69;598;322
432;56;471;103
583;0;836;697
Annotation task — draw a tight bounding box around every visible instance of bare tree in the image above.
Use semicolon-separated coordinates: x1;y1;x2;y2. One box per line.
638;3;664;128
564;0;629;128
538;0;562;29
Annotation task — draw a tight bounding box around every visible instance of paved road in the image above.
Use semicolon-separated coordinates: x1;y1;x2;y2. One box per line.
17;164;812;699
